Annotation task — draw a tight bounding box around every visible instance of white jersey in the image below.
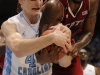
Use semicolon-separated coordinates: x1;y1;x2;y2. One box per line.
3;11;52;75
83;64;95;75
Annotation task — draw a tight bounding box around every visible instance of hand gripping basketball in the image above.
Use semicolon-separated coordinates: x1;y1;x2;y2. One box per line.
41;29;73;67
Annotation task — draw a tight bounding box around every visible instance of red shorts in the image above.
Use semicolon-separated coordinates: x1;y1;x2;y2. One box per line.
52;55;83;75
0;55;5;75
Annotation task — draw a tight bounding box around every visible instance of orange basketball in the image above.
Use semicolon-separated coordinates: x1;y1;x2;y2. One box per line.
41;30;67;61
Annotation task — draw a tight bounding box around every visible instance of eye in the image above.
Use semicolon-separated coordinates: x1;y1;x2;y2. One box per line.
84;52;87;55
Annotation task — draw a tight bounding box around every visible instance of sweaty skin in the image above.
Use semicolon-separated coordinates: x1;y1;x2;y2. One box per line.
38;0;72;67
39;0;64;35
37;0;99;75
41;29;72;67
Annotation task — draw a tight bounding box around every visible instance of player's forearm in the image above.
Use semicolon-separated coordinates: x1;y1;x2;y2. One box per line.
75;31;93;49
75;0;99;49
11;33;54;58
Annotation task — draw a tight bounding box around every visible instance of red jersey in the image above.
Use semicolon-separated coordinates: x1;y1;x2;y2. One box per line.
60;0;89;37
0;55;5;75
52;0;89;75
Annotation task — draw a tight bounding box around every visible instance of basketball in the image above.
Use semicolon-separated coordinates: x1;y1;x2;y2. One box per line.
41;29;68;62
41;29;75;67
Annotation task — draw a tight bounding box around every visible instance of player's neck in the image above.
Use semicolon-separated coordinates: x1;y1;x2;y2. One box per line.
81;60;87;70
69;0;82;4
68;0;81;15
23;11;40;24
68;0;82;6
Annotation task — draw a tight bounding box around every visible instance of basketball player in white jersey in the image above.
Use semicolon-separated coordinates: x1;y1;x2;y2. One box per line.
79;49;100;75
1;0;72;75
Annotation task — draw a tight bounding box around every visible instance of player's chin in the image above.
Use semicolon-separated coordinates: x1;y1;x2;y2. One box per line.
32;10;40;15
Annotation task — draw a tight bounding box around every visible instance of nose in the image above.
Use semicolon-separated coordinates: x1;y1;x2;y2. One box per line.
81;52;85;56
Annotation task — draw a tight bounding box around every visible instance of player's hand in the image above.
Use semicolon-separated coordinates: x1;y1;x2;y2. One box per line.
49;23;71;35
51;24;71;53
68;43;80;58
52;26;70;53
36;46;61;64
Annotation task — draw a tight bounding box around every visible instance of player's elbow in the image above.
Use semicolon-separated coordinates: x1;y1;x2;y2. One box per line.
84;32;93;44
10;44;22;58
84;30;94;38
88;32;93;38
8;41;24;58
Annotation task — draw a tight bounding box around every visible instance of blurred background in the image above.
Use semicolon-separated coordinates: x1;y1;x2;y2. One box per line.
85;1;100;69
0;0;100;70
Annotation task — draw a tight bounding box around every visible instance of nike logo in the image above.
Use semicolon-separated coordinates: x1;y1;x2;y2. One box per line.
22;31;26;36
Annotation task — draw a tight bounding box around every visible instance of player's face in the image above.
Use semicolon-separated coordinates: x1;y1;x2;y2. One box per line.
19;0;43;16
73;0;82;4
79;49;88;61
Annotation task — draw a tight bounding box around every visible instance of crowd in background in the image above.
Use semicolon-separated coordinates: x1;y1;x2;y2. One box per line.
83;8;100;70
85;31;100;70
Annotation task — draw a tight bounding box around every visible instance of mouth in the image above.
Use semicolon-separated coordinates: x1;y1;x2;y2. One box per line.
81;56;85;59
32;8;40;10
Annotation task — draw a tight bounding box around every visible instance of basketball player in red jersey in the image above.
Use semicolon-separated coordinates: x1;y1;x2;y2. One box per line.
37;0;99;75
0;30;5;75
52;0;99;75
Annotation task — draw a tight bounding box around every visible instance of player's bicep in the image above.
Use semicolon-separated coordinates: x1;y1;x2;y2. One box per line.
83;0;99;33
1;21;18;36
1;21;23;48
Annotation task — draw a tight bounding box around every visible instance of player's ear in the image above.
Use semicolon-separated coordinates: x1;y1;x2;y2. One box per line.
17;2;22;13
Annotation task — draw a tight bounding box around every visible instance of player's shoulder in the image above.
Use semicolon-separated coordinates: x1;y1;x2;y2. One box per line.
1;20;16;31
2;20;14;26
2;13;20;27
87;64;94;66
90;0;99;6
89;0;99;12
87;64;95;68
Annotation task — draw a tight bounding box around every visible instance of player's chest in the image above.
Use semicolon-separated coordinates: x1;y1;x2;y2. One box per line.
62;6;88;29
17;24;39;39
